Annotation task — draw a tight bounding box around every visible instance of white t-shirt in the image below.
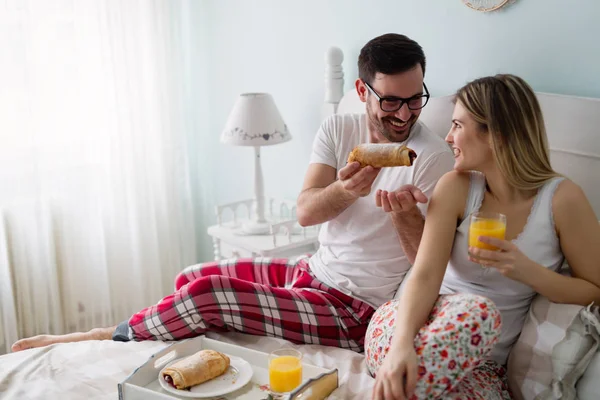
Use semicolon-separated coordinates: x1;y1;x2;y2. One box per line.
308;113;454;308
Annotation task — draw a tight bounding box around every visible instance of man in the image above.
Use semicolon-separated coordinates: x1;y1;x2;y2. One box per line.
12;33;453;354
297;33;453;312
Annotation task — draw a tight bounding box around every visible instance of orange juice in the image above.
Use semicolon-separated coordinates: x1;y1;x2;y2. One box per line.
469;219;506;250
269;355;303;393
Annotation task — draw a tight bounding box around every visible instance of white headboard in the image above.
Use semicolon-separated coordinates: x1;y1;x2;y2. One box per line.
322;47;600;218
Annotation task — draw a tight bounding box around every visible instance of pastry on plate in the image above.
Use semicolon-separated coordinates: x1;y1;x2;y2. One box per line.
162;349;231;390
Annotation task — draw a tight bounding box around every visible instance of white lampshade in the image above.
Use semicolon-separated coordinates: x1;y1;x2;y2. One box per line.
221;93;292;147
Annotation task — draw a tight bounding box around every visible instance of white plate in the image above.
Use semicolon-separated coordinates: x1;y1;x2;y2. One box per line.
158;354;254;398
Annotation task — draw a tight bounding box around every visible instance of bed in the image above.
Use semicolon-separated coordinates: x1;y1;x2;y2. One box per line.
1;46;600;400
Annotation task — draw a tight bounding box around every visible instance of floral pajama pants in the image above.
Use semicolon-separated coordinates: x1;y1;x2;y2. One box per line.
365;294;512;400
116;256;374;351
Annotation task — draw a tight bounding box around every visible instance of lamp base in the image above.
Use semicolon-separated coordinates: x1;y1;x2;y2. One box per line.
239;220;271;235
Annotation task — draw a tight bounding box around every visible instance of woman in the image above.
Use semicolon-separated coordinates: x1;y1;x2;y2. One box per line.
368;74;600;400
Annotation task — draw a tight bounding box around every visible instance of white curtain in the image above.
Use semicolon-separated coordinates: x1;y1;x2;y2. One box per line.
0;0;199;354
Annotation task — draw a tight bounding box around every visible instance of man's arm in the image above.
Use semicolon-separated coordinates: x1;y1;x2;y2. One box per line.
297;164;357;226
376;186;427;264
376;150;455;263
390;205;425;264
297;162;381;227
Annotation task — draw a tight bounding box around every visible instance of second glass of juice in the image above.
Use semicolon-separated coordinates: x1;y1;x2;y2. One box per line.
268;348;303;399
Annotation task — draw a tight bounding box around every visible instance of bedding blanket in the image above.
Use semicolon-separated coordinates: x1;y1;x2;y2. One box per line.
0;331;374;399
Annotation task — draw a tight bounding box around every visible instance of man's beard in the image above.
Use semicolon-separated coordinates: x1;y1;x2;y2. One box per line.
366;103;415;143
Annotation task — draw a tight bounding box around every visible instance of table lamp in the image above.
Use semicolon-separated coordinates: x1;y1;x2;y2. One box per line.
221;93;292;234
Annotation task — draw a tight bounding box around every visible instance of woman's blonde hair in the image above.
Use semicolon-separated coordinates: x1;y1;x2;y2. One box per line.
455;74;560;190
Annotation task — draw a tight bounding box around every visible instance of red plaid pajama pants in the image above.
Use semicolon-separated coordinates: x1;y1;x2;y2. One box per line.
126;256;374;351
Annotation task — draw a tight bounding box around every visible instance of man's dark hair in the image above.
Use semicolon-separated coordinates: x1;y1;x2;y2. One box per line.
358;33;426;84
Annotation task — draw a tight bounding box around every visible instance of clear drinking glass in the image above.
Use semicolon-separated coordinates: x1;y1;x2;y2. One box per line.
268;348;303;399
469;212;507;270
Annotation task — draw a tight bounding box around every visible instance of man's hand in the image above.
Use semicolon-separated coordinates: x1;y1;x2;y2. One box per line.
338;162;381;198
375;185;428;213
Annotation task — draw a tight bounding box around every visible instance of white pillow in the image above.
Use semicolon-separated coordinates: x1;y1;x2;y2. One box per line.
577;351;600;400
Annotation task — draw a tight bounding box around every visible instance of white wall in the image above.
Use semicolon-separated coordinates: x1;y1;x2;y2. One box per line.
188;0;600;259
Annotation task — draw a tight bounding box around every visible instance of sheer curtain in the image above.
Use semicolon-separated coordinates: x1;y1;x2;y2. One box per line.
0;0;199;354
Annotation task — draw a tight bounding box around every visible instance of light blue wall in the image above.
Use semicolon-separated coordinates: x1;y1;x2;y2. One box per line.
188;0;600;260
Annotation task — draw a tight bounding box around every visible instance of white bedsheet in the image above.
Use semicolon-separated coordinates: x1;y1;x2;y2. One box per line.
0;331;374;399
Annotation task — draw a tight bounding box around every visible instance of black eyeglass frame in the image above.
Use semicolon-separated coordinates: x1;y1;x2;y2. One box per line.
363;80;430;112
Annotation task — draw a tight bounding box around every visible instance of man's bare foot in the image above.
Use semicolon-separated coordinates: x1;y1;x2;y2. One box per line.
11;326;116;352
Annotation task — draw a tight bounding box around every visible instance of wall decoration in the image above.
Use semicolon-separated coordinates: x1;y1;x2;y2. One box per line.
462;0;514;12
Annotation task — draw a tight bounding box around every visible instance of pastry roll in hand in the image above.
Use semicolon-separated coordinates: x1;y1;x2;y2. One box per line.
162;349;230;390
347;144;417;168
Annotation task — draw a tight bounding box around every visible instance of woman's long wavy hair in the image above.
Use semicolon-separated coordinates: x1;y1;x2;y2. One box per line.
455;74;560;190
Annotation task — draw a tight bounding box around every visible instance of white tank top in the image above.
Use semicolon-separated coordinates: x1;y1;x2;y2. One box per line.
440;171;565;365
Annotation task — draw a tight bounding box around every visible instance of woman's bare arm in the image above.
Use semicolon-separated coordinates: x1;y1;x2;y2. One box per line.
391;171;467;347
527;180;600;305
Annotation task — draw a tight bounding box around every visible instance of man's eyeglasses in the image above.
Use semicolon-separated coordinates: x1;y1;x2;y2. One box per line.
363;80;430;112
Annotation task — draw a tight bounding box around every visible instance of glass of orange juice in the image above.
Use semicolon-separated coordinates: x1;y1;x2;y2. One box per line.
469;212;507;268
268;348;303;399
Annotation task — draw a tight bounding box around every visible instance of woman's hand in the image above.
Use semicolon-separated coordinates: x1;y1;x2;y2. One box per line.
372;343;418;400
469;236;540;283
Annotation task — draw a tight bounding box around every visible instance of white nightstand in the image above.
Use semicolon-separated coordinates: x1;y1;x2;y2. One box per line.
207;223;320;260
207;198;320;260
